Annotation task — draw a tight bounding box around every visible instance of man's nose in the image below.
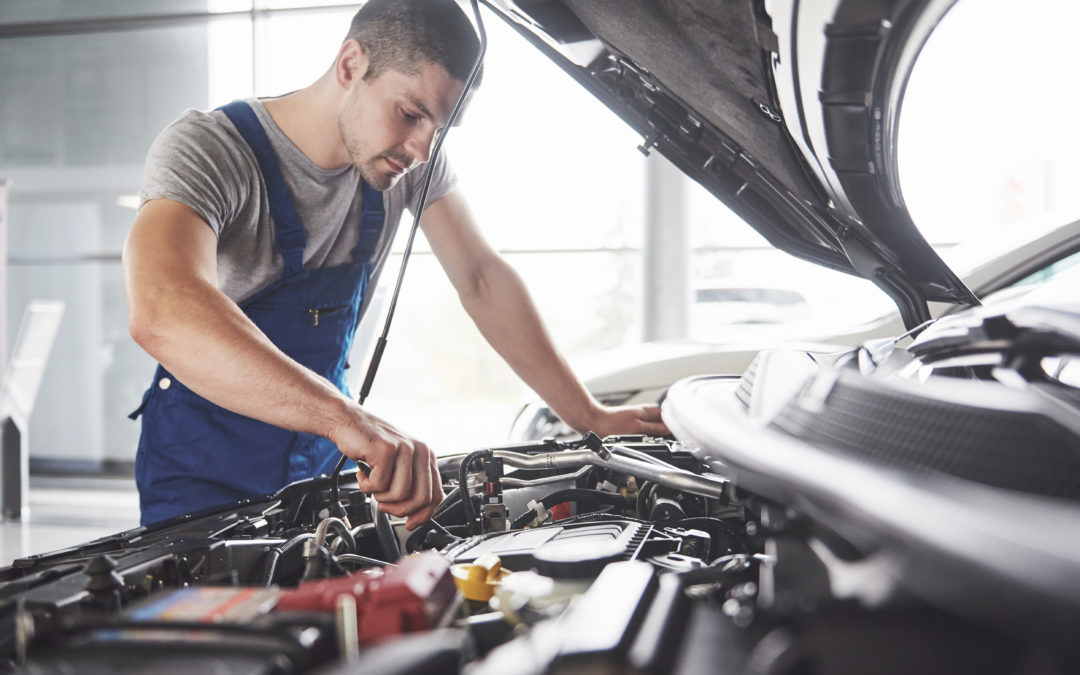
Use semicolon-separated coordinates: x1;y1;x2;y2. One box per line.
405;126;437;164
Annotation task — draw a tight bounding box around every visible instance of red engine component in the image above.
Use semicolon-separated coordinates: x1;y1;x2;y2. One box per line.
550;502;572;521
275;551;457;643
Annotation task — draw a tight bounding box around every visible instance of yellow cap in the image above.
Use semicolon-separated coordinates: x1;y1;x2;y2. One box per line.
451;553;513;602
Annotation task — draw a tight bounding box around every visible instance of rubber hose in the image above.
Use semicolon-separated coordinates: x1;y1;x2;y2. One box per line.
636;481;656;520
263;532;316;588
334;553;394;568
370;497;402;562
458;449;493;535
314;516;357;554
433;486;461;518
405;500;467;554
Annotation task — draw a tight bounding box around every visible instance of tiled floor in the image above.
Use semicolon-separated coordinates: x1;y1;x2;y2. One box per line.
0;476;140;566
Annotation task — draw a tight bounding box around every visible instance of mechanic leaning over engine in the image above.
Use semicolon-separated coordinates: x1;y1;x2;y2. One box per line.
122;0;668;528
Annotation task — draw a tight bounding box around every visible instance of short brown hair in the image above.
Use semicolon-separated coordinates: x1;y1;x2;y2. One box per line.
346;0;481;83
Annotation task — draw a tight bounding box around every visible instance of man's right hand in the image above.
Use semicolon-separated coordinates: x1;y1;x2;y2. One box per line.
328;405;443;530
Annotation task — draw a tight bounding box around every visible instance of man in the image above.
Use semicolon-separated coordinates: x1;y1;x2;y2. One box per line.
124;0;667;529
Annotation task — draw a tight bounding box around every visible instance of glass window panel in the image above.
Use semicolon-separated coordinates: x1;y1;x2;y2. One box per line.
208;16;254;105
0;26;214;168
253;9;355;96
0;1;238;26
260;0;359;9
0;21;239;469
443;12;645;253
900;0;1080;245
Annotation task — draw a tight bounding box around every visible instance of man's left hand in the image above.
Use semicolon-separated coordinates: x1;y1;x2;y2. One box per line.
581;403;670;439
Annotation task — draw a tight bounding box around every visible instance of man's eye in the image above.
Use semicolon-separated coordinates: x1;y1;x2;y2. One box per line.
402;111;420;123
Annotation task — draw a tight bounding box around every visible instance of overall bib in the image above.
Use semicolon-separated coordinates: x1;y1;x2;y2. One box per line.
130;101;384;526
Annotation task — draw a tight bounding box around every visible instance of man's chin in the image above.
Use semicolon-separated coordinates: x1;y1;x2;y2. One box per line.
360;168;401;192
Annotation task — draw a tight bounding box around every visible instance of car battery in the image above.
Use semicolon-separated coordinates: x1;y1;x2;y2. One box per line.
125;586;280;623
275;551;458;643
59;586;330;673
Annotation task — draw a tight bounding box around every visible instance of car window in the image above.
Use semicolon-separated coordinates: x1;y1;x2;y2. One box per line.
899;0;1080;246
1012;249;1080;287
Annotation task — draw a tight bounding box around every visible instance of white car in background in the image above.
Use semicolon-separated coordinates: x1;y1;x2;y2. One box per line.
511;217;1080;441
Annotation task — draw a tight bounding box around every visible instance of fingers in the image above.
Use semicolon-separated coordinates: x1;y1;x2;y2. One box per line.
375;442;442;529
638;404;664;422
636;419;671;436
382;441;415;503
633;404;670;436
336;410;442;529
404;453;443;530
589;404;670;438
372;443;425;513
358;458;391;494
346;420;415;498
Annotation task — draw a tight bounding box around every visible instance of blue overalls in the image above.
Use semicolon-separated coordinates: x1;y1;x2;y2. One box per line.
130;100;384;526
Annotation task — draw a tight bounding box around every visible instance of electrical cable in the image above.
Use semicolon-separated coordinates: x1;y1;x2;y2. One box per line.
328;1;488;509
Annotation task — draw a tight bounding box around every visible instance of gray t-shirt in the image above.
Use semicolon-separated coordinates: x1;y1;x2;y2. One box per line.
138;98;456;304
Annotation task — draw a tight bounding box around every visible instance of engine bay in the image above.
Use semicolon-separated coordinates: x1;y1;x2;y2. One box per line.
3;400;1073;674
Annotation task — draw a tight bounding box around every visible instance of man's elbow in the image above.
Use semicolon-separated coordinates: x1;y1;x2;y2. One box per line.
127;298;168;356
457;270;491;308
457;258;518;308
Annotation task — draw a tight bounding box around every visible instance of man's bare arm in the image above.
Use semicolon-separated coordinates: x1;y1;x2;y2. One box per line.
124;199;441;527
420;189;669;438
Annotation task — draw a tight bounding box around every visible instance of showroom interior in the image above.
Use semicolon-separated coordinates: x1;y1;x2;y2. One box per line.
0;2;1079;670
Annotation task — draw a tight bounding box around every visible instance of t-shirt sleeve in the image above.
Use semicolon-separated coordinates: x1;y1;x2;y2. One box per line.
137;110;250;237
402;146;458;214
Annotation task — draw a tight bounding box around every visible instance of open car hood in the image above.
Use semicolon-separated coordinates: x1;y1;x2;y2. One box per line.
479;0;978;328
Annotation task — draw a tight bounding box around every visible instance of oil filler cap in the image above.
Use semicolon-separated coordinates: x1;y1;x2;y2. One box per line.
531;538;624;579
451;553;512;602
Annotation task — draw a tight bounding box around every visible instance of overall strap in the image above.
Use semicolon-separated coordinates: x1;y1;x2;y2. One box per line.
219;100;306;276
351;181;385;263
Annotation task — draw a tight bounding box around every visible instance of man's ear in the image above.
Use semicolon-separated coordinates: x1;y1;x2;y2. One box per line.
335;39;369;89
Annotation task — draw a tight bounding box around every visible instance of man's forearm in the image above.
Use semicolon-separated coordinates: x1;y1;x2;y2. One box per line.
128;273;353;438
455;258;604;432
421;190;669;439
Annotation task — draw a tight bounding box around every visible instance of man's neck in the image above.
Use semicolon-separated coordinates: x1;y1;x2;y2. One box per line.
262;73;350;170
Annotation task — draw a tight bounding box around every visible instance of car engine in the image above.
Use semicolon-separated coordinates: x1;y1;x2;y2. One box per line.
2;306;1080;674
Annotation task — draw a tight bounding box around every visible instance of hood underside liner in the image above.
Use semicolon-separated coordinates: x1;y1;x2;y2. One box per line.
481;0;980;325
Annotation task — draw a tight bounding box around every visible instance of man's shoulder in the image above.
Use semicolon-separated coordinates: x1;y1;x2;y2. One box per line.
147;104;258;181
157;106;239;148
140;104;262;236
